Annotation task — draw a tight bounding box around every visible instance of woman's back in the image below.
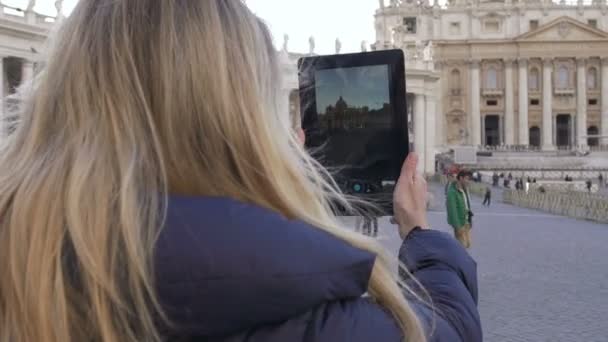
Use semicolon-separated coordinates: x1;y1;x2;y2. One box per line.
156;196;480;341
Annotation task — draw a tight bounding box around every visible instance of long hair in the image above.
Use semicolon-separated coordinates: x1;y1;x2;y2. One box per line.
0;1;426;341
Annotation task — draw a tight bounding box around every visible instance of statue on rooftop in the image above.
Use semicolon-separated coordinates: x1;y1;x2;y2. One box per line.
282;34;289;52
361;40;368;52
27;0;36;11
309;36;316;55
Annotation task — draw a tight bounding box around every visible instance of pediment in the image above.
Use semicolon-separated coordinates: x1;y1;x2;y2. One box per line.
516;16;608;42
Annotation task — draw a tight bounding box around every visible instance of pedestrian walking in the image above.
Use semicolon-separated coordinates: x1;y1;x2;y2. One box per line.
482;187;491;207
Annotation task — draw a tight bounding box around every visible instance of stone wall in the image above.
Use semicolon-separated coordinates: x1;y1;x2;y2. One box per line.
503;190;608;224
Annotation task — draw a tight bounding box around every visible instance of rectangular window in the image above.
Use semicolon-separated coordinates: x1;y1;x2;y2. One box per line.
530;99;540;106
589;99;598;106
484;20;500;33
450;22;461;35
588;20;597;28
486;100;498;106
530;20;539;30
404;17;417;34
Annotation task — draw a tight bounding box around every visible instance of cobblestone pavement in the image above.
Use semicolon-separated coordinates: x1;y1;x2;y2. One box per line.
343;184;608;342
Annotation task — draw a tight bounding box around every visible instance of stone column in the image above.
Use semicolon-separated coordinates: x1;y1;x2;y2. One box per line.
576;58;587;148
542;58;554;150
435;62;445;147
425;95;436;174
470;60;481;146
0;57;4;117
22;60;34;86
505;59;515;145
518;58;529;145
414;94;426;173
601;57;608;145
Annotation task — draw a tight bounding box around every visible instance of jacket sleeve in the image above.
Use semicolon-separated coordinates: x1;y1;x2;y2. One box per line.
399;229;482;342
213;297;404;342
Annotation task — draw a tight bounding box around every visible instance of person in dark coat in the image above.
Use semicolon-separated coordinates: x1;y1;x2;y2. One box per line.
482;187;492;206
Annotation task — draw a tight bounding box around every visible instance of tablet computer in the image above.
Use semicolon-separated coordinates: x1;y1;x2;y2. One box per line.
298;49;408;215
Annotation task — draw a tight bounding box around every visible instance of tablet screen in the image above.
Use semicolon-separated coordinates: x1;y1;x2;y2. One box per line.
312;64;394;180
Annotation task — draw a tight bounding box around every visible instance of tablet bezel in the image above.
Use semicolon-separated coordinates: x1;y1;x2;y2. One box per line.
297;49;409;183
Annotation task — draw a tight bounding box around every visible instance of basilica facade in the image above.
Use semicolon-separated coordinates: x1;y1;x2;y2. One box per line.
376;0;608;155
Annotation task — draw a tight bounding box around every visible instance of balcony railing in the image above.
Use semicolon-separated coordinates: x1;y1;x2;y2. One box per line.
554;87;575;95
482;88;503;97
0;4;57;28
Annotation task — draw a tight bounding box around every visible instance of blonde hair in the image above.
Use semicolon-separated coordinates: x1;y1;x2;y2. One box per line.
0;1;425;341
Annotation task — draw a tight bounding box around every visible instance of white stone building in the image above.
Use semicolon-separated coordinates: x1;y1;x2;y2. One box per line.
375;0;608;163
0;1;62;115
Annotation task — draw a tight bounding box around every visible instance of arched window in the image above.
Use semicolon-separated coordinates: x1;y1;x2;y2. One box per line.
529;126;541;147
450;69;461;94
588;126;599;146
557;66;569;89
486;67;498;89
529;68;540;90
587;67;598;90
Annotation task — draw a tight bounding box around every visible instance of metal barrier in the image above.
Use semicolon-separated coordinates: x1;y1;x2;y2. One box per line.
503;189;608;224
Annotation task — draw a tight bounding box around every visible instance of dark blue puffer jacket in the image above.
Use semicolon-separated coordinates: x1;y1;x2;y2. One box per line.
155;196;482;341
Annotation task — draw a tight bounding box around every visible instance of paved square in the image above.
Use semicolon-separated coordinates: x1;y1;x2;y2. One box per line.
344;184;608;342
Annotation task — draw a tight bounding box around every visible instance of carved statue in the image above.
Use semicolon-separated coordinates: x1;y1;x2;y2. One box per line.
308;36;316;55
361;40;368;52
423;41;434;61
379;0;385;8
335;38;342;54
415;40;425;60
55;0;63;15
390;0;400;7
27;0;36;11
282;34;289;52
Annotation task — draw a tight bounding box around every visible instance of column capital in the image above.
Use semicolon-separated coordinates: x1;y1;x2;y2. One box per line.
600;57;608;66
503;58;516;65
517;58;529;69
516;57;528;63
575;57;587;65
466;59;481;67
541;57;553;65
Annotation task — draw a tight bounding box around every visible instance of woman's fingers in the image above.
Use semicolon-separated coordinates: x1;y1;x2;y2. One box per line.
399;152;418;184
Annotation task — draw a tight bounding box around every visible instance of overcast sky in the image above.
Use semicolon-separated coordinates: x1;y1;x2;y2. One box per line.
6;0;382;55
247;0;380;55
5;0;590;54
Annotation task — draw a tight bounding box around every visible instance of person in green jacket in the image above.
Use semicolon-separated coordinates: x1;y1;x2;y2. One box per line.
447;170;473;248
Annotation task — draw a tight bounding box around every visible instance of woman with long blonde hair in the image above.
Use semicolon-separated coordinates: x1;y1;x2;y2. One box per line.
0;1;480;341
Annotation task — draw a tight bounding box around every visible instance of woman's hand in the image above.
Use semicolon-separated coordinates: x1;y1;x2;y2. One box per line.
392;153;429;239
